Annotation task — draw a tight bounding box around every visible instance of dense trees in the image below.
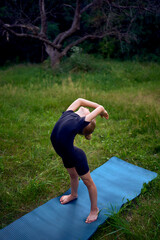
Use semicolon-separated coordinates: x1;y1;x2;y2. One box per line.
0;0;160;66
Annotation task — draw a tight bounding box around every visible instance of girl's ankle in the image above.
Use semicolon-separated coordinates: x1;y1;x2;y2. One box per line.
91;207;99;213
71;194;78;198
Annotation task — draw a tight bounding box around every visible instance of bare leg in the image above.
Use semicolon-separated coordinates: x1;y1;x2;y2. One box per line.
60;167;79;204
81;171;99;223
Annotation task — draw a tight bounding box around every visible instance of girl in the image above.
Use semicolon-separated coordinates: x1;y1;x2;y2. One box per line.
50;98;109;223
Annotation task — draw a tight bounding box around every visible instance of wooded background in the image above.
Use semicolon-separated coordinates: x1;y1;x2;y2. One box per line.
0;0;160;66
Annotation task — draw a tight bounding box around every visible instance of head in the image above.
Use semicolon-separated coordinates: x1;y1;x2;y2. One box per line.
82;118;96;140
77;106;96;140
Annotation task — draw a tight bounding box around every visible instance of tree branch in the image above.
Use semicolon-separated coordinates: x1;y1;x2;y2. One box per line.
62;30;119;56
80;2;94;14
53;0;82;45
0;19;60;49
53;0;104;47
111;1;157;14
63;4;75;11
39;0;47;36
3;23;40;34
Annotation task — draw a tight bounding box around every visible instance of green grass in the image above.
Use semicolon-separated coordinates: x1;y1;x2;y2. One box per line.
0;58;160;239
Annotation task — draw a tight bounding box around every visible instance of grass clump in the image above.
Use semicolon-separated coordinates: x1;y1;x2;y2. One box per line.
0;59;160;239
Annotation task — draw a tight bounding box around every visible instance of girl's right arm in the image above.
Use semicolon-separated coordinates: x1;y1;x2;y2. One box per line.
67;98;109;121
85;105;109;122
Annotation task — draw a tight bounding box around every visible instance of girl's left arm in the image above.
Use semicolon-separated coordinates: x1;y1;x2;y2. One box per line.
67;98;100;111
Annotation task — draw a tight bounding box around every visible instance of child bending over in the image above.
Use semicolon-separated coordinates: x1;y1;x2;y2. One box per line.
50;98;109;223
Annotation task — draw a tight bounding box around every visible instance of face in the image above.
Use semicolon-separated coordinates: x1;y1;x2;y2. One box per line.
79;107;90;116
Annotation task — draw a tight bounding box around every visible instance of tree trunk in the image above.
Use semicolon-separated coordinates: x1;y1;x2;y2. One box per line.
45;44;62;68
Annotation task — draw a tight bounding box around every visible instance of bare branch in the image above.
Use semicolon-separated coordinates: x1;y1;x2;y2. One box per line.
111;1;157;14
80;2;94;14
62;36;90;56
32;9;53;25
62;30;120;56
0;19;60;49
63;4;75;11
53;0;82;45
3;23;40;34
39;0;47;36
63;0;96;15
70;0;81;30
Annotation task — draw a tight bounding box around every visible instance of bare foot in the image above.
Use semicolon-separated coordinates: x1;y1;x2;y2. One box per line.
60;194;78;204
85;208;99;224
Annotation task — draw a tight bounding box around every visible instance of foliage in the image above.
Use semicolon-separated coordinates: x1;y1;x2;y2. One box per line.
0;1;160;65
98;37;120;58
53;49;108;73
47;23;60;40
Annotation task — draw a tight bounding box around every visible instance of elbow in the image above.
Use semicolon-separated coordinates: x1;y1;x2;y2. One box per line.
77;98;83;106
99;105;104;112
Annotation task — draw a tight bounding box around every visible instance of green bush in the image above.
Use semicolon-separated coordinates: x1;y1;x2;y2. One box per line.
53;48;109;74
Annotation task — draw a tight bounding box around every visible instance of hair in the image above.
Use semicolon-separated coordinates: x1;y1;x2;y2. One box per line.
82;119;96;140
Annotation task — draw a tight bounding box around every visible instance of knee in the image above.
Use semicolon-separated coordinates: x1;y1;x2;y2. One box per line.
83;178;94;189
67;168;79;180
69;172;79;180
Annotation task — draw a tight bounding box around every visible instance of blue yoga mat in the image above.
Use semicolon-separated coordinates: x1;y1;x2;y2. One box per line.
0;157;157;240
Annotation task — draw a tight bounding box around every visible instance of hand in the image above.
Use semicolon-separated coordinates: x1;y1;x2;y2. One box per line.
100;109;109;120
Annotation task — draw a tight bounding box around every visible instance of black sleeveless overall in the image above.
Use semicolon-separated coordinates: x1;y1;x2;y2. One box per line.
50;110;90;176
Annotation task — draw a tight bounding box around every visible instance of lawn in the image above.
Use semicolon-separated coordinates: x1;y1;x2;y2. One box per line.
0;58;160;239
